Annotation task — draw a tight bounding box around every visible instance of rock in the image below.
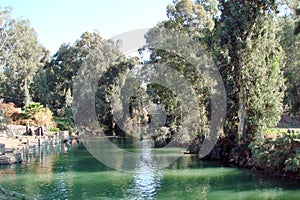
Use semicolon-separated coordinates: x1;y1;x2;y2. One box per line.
0;152;22;165
5;148;14;153
1;125;27;137
0;143;5;155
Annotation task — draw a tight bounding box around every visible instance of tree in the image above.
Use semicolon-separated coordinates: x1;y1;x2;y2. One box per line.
144;0;285;156
140;0;215;144
72;38;139;133
277;0;300;113
0;7;45;107
281;0;300;35
33;32;104;115
95;56;138;132
165;0;215;38
213;0;285;148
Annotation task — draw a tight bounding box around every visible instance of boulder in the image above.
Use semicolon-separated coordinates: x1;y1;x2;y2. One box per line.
0;152;22;165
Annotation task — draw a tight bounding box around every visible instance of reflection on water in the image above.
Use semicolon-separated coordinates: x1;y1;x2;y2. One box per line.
0;138;299;200
129;139;161;200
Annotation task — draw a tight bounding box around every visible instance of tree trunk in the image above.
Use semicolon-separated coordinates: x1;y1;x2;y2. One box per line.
24;78;31;106
238;81;245;144
237;37;245;144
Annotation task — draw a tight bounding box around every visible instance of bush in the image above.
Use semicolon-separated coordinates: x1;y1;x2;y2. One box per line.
49;126;60;132
16;102;57;130
54;117;71;131
23;102;44;118
0;102;58;131
250;129;300;175
0;102;20;124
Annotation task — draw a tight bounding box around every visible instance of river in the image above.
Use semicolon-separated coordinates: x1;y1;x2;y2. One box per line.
0;138;299;200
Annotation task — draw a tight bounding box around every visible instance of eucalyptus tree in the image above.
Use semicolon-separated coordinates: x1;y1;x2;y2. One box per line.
141;0;217;144
143;0;286;154
214;0;285;146
33;30;139;133
0;7;45;107
95;56;138;131
34;32;104;115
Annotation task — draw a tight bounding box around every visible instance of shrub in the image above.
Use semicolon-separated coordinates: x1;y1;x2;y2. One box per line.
49;126;60;132
16;102;57;130
250;129;300;175
54;117;71;131
0;102;20;124
23;102;44;118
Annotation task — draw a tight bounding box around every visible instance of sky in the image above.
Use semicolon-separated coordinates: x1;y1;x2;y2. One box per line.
1;0;173;54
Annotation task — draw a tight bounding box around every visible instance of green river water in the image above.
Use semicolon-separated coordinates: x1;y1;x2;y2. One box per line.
0;138;299;200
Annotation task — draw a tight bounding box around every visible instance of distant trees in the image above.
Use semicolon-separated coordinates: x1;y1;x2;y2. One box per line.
32;31;139;132
32;32;104;115
0;7;47;107
0;7;139;133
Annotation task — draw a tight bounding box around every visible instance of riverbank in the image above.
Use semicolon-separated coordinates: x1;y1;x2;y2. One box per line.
195;128;300;179
0;124;70;165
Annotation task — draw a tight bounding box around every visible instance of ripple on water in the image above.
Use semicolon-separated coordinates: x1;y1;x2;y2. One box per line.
127;139;162;200
0;139;300;200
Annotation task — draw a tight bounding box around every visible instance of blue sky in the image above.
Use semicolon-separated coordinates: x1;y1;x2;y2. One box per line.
1;0;173;54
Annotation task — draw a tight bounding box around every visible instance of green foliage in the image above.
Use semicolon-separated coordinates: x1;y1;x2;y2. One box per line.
265;128;287;135
250;129;300;174
16;102;57;129
0;7;47;107
49;126;60;132
146;83;181;129
144;0;285;147
212;0;285;145
53;117;70;131
278;12;300;114
69;34;138;132
243;16;286;134
23;102;44;118
166;0;215;38
95;57;138;131
32;32;104;116
284;154;300;173
141;0;212;144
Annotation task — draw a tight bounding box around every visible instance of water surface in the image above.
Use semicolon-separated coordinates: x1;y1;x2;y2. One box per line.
0;138;299;200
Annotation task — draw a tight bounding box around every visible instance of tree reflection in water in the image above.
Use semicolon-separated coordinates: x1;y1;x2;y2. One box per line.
128;139;161;200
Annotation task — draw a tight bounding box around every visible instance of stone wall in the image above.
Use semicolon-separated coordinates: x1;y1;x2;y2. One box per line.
0;125;42;137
